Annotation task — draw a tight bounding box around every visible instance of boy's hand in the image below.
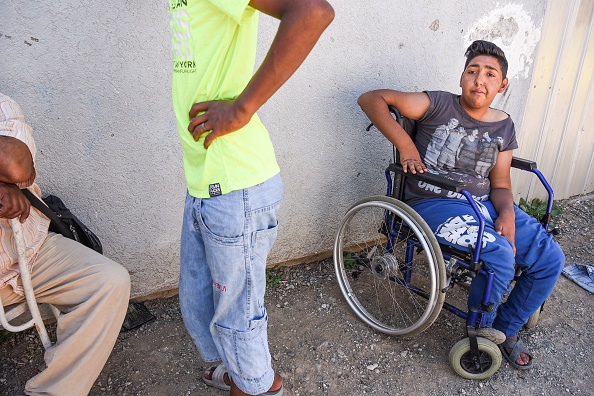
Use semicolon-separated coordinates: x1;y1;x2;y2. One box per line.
0;182;31;223
399;145;426;174
401;158;427;174
494;211;516;255
188;99;252;149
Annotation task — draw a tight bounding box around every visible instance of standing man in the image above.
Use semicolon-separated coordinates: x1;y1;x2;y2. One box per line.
168;1;334;395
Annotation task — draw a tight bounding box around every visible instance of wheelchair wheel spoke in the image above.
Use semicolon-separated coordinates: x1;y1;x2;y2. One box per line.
334;196;446;337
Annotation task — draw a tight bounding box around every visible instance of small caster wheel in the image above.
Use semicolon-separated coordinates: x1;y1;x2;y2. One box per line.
449;337;502;380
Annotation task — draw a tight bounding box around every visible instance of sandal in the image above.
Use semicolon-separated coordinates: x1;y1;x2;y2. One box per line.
202;363;231;391
499;336;533;370
228;373;284;396
261;385;284;396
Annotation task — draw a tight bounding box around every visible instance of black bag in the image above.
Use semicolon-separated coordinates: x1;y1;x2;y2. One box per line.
21;189;103;254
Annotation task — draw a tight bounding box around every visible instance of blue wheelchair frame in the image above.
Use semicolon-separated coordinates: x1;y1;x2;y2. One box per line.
375;106;558;373
384;161;555;330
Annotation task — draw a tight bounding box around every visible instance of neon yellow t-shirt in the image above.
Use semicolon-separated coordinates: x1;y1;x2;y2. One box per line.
169;0;280;198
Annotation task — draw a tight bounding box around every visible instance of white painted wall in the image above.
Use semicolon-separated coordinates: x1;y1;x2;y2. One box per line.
1;1;546;298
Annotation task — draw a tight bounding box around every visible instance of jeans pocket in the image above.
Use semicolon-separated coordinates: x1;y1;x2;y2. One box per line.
214;314;270;382
199;199;244;245
251;222;279;264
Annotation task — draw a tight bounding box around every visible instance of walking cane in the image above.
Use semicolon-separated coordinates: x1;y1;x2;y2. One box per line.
1;219;53;349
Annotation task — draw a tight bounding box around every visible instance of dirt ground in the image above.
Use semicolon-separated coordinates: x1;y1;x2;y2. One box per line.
1;192;593;396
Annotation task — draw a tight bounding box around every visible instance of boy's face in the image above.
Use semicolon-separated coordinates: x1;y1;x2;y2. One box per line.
459;55;508;111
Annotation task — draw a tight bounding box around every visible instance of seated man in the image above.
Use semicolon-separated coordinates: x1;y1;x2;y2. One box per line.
357;40;564;370
0;92;131;395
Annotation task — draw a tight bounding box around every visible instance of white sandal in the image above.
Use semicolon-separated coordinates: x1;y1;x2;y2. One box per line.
202;363;230;391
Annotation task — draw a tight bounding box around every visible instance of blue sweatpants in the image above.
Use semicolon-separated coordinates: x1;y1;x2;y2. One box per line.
411;198;565;337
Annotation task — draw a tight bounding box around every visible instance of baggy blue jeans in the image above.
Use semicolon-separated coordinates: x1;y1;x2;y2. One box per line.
411;198;564;337
179;174;283;395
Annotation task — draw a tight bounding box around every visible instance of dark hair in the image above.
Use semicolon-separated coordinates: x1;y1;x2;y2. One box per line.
464;40;508;79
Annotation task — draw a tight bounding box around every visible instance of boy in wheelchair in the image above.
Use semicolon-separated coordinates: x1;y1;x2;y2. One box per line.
357;40;564;370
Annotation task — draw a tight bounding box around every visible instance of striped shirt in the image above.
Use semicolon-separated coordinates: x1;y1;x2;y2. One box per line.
0;93;50;295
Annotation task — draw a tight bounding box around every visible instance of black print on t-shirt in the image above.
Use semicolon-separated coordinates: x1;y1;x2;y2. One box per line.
423;119;501;179
404;91;517;204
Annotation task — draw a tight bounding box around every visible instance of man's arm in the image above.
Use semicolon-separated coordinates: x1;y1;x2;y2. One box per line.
489;150;516;254
0;135;35;185
357;89;431;174
188;0;335;148
0;136;34;222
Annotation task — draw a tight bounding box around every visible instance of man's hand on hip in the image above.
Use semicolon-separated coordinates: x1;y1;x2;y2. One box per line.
188;99;252;149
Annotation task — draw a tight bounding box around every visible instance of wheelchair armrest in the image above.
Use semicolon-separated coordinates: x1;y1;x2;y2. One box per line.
508;157;558;233
511;157;537;171
387;163;466;193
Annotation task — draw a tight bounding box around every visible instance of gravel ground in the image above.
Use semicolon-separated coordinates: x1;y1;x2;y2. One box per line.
1;192;593;396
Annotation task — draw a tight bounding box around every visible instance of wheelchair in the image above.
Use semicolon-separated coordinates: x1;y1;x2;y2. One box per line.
333;106;558;379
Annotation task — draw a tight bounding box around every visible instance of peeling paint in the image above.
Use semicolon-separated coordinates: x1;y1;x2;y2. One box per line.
465;3;541;79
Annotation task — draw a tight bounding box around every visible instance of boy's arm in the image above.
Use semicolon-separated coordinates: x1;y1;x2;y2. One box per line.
489;150;516;254
357;89;431;174
188;0;335;148
0;136;33;222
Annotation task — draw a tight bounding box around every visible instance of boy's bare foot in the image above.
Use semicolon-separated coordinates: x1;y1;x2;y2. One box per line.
499;336;533;369
505;336;531;366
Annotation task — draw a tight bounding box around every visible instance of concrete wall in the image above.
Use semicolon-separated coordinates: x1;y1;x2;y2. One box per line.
1;1;546;298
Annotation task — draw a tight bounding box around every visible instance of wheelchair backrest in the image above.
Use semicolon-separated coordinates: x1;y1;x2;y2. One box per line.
387;105;418;166
365;105;418;166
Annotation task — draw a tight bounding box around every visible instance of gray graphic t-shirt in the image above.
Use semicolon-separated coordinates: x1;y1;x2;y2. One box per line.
405;91;518;203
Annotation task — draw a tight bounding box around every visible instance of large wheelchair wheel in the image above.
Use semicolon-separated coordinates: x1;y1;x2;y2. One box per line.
334;196;446;337
449;337;502;380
